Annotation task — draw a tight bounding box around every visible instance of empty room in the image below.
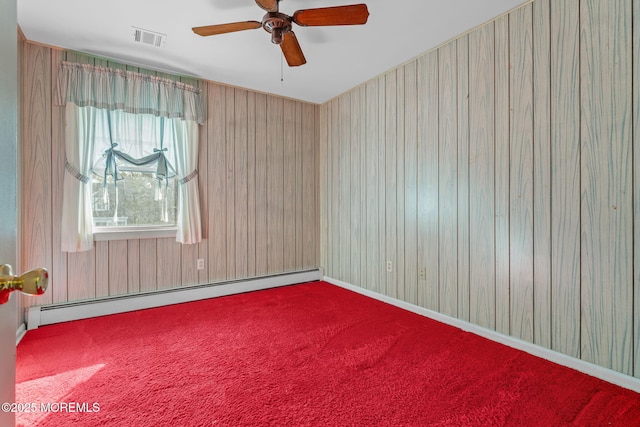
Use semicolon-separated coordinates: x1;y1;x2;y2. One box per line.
2;0;640;425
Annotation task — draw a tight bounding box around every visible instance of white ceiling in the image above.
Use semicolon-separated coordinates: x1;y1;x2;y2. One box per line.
18;0;528;104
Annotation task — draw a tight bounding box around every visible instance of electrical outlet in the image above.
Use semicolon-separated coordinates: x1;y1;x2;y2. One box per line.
386;261;393;272
418;268;426;280
197;258;205;270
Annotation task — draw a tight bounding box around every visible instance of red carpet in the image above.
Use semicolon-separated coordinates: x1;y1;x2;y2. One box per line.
16;281;640;426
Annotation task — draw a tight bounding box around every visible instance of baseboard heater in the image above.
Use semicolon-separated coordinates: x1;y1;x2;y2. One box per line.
27;269;323;330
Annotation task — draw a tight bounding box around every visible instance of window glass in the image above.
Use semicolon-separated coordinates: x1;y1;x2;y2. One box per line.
92;170;177;227
90;110;177;229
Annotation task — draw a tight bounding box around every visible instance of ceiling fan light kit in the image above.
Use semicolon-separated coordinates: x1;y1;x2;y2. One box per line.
192;0;369;67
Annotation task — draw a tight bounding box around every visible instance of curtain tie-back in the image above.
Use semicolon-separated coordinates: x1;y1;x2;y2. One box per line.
177;169;198;185
104;143;123;182
155;153;171;181
65;159;90;184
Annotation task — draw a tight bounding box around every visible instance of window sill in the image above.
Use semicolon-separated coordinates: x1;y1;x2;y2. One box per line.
93;226;177;241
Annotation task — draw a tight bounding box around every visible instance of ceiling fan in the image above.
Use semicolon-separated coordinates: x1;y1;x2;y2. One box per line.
192;0;369;67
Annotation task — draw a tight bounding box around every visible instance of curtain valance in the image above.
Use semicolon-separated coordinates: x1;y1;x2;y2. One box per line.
55;61;205;125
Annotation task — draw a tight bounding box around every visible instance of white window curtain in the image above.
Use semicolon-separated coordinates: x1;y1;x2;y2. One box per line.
60;103;99;252
56;61;205;252
170;119;202;244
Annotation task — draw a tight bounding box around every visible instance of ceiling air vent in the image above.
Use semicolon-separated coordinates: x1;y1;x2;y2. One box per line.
132;27;166;47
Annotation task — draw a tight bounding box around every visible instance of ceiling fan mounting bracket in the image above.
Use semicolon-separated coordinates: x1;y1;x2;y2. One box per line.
262;12;292;45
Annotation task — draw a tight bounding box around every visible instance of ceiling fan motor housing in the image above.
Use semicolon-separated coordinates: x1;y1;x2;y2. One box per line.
262;12;292;44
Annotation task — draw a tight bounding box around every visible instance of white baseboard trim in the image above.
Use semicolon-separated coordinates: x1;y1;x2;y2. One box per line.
26;269;323;330
16;323;26;346
324;276;640;394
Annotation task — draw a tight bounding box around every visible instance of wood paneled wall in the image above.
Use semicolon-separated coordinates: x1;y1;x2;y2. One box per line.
20;46;319;312
321;0;639;378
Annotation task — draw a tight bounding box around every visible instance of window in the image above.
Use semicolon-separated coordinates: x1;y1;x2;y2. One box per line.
57;61;204;252
89;109;179;233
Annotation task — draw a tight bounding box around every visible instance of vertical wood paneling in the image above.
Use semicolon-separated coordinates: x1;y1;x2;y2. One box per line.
377;78;387;295
156;238;181;290
509;5;535;342
319;103;328;270
325;101;334;276
267;96;284;273
404;62;418;306
365;80;380;293
350;89;362;286
438;42;458;317
396;69;406;301
95;241;109;298
295;103;304;270
50;49;68;304
332;98;343;279
580;0;633;374
358;87;367;287
550;0;581;358
494;15;510;335
225;87;236;279
283;99;297;272
385;71;398;298
321;99;335;281
417;53;439;311
338;94;351;281
533;0;552;349
209;84;227;282
246;91;256;277
67;251;95;301
303;103;318;269
108;240;128;295
22;43;53;305
457;35;471;322
468;23;496;330
330;99;340;277
127;240;140;293
139;239;157;292
181;243;198;286
235;89;248;279
255;93;268;276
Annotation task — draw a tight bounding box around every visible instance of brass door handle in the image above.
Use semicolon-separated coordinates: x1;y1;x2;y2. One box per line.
0;264;48;305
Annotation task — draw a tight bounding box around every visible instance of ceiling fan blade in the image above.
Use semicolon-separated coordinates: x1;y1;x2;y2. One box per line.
255;0;278;12
281;31;306;67
292;4;369;27
192;21;262;37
